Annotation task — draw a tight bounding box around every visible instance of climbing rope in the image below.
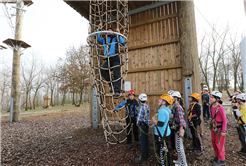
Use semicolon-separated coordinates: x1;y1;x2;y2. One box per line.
87;0;129;145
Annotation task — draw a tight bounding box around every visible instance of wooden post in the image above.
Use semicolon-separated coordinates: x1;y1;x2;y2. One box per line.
11;0;24;122
178;1;204;133
244;0;246;17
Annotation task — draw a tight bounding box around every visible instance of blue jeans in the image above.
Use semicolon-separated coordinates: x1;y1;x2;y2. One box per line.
139;123;150;158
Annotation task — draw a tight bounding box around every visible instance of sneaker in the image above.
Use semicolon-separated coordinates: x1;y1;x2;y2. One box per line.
242;155;246;159
195;150;203;155
145;154;150;161
173;160;179;164
135;141;140;146
109;89;113;93
127;144;132;149
173;152;178;157
113;92;120;99
135;156;146;164
188;145;196;150
210;156;218;162
236;149;246;154
213;160;226;166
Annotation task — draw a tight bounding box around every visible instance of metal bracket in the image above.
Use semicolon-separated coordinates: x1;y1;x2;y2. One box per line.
92;88;98;129
184;77;192;139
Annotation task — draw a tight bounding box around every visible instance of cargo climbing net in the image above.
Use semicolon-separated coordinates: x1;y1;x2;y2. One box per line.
87;0;132;145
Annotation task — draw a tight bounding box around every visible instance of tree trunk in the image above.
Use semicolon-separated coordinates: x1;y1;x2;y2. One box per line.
72;92;75;105
234;71;237;91
50;89;54;106
61;93;66;106
25;92;28;111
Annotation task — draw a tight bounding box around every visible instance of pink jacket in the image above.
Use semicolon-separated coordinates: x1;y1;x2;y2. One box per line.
210;105;227;133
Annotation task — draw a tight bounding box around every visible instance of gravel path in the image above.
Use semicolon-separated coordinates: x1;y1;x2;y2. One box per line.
1;110;246;166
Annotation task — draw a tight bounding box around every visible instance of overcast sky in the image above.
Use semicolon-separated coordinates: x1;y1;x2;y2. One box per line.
0;0;245;71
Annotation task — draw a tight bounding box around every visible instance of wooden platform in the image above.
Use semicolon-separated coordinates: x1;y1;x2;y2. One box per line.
3;38;31;48
0;45;7;50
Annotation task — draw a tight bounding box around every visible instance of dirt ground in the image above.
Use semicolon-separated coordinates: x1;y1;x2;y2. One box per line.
1;106;246;166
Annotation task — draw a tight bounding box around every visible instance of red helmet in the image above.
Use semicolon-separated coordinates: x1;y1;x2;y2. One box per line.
107;27;114;31
128;90;135;96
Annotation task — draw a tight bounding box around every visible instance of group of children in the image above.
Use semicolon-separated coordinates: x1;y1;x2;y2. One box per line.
111;88;246;166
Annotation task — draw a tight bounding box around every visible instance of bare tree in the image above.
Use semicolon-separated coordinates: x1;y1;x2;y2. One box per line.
21;52;43;110
1;70;11;105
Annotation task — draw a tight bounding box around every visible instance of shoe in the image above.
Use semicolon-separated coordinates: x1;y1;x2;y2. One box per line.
127;144;132;149
188;145;196;150
236;149;246;154
210;156;218;162
173;160;179;164
213;160;226;165
173;152;178;157
195;150;203;155
242;155;246;159
135;156;146;164
145;155;150;160
136;141;140;146
113;92;120;99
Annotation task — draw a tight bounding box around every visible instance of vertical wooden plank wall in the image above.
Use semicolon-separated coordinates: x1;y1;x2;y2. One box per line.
125;2;181;119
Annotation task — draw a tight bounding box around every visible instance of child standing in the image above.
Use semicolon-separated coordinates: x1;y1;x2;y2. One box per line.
187;93;203;155
152;94;173;166
209;91;227;166
202;88;210;120
171;91;187;166
235;93;246;159
135;93;150;164
113;90;139;149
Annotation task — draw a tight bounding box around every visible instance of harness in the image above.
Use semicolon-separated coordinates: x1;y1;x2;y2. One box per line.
188;103;196;124
155;108;169;166
125;99;138;119
210;105;223;144
238;113;246;136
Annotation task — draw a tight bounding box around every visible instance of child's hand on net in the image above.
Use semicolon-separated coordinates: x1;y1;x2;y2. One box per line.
99;23;102;29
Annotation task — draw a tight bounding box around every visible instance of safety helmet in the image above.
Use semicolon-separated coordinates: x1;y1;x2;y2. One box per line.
203;88;208;91
189;93;200;101
171;91;181;98
128;90;135;96
107;27;114;31
138;93;147;101
160;94;173;105
236;93;246;101
167;90;174;95
210;91;222;99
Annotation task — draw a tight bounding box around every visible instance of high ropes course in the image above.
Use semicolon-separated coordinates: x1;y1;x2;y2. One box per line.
87;0;130;145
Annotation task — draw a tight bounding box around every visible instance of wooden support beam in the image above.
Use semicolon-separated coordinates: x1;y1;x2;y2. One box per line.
179;1;203;133
128;1;173;16
130;13;178;29
128;64;182;73
128;38;180;51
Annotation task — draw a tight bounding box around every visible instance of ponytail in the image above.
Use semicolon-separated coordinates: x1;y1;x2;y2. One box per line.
218;99;223;105
178;97;185;110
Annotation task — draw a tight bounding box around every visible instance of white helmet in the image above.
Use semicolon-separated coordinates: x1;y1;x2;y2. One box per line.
139;93;147;101
203;88;208;91
210;91;222;99
236;94;246;101
171;91;181;98
167;90;174;95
